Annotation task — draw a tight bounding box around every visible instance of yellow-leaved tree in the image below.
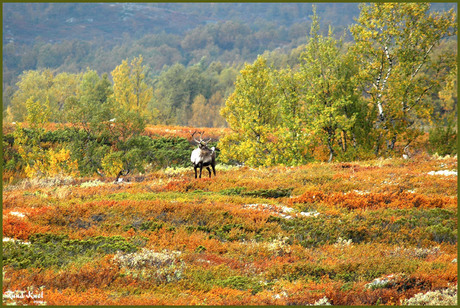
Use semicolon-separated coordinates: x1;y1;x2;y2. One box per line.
220;56;291;166
7;69;81;123
14;98;79;178
111;55;154;120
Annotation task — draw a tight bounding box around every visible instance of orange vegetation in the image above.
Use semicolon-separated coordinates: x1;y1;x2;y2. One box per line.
2;154;457;305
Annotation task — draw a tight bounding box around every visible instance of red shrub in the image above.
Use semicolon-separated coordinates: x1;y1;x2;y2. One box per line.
290;190;457;210
2;215;49;240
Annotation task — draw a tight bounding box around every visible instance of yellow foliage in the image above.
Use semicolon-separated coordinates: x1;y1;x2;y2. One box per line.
22;148;79;179
14;123;79;178
101;152;124;177
47;148;79;177
111;55;152;119
24;149;78;178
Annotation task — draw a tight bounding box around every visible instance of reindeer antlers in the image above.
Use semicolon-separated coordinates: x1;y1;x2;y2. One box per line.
191;131;201;144
191;131;211;145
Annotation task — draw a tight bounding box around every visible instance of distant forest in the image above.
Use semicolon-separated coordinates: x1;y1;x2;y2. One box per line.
2;2;457;127
3;3;361;84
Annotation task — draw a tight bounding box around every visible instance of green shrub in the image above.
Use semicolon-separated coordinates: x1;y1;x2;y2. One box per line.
140;221;165;232
428;120;457;156
195;245;207;253
427;224;457;244
220;187;292;198
243;188;292;198
145;136;193;168
3;233;140;269
219;187;247;195
217;276;263;294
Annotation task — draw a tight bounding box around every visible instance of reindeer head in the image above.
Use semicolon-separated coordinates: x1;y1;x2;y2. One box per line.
192;131;211;149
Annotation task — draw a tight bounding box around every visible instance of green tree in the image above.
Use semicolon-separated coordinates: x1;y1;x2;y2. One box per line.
299;7;361;162
189;94;209;128
272;68;311;165
153;62;217;125
428;45;458;157
106;58;150;176
61;70;114;175
220;56;281;166
8;69;81;123
152;63;188;124
52;71;81;123
66;69;113;132
9;69;54;122
350;2;457;155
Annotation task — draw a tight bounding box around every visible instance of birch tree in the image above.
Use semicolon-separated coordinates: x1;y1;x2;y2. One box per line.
300;6;361;162
220;56;281;166
350;2;457;154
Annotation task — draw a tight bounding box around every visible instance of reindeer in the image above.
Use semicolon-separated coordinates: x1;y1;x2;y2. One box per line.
191;131;218;179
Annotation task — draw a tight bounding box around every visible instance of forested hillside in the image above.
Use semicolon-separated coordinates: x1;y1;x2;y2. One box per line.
2;3;359;87
3;3;455;119
2;2;457;176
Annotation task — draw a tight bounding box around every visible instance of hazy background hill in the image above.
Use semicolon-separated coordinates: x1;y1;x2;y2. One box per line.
2;2;456;127
3;3;360;45
2;3;363;88
3;2;455;82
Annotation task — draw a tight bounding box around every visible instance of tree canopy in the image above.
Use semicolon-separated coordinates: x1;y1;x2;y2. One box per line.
219;3;457;165
3;3;457;173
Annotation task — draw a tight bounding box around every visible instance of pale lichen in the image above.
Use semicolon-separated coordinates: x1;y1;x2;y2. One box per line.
401;284;457;306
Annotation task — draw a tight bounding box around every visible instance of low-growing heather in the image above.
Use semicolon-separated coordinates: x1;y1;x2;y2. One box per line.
2;155;457;305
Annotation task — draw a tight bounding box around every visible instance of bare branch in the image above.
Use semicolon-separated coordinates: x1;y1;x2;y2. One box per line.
411;44;434;80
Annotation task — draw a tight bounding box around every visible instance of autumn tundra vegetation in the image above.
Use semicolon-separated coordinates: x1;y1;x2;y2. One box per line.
2;3;458;306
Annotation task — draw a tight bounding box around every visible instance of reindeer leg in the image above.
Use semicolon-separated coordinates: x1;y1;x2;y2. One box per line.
199;163;203;179
211;163;216;176
194;165;198;179
206;167;212;178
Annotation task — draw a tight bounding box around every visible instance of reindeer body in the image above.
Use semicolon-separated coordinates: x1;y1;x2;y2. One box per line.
191;132;217;178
